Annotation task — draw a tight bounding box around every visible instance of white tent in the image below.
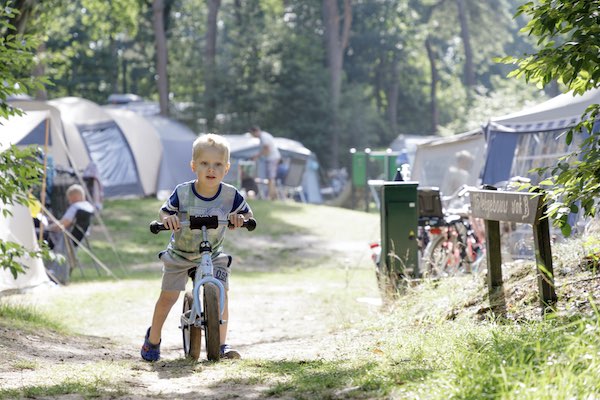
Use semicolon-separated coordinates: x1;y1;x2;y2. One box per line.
0;112;52;293
104;108;163;196
47;97;148;198
5;101;71;167
145;115;197;198
411;129;485;195
0;203;51;294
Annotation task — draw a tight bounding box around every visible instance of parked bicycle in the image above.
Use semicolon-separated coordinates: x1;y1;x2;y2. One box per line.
150;215;256;361
419;185;484;277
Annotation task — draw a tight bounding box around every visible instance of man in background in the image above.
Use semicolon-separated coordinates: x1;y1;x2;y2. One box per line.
250;126;281;200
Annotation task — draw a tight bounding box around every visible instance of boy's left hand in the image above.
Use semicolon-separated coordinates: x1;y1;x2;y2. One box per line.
228;213;245;229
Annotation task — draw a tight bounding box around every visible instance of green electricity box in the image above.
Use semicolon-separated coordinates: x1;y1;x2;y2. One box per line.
380;182;420;285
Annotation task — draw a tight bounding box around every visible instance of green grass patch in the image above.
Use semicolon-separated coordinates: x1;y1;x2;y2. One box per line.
0;302;65;332
0;378;127;400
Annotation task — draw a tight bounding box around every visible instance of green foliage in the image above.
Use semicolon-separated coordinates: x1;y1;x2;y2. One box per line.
502;0;600;235
0;5;47;117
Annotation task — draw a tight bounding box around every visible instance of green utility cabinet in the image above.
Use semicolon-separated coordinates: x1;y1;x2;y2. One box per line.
380;182;420;287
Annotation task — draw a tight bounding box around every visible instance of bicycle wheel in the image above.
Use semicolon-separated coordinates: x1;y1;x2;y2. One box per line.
182;291;202;360
423;235;451;277
203;283;221;361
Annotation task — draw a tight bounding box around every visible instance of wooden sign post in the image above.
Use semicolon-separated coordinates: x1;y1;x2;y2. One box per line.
470;188;557;315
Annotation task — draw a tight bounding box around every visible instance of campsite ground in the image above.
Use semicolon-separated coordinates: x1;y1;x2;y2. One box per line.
0;204;385;399
1;201;600;399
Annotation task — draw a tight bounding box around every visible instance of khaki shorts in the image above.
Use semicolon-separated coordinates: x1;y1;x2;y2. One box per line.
159;251;232;291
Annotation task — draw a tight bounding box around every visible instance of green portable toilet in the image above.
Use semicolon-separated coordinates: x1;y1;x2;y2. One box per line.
380;181;419;289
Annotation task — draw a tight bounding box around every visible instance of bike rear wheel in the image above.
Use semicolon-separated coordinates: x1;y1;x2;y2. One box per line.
203;284;221;361
182;291;202;360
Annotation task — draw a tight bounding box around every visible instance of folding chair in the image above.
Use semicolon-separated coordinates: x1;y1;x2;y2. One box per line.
278;158;307;202
63;209;95;278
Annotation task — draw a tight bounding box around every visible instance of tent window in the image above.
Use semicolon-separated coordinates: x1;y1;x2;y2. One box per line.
78;122;143;197
511;129;581;183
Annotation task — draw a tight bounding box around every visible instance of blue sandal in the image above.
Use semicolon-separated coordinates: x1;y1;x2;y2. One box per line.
141;327;161;361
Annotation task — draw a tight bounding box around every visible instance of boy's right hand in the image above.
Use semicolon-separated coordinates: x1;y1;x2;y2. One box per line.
162;214;181;231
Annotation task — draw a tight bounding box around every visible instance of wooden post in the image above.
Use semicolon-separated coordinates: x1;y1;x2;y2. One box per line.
38;117;50;242
533;201;557;313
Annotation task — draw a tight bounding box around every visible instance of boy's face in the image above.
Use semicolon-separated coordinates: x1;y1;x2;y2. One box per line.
190;146;230;190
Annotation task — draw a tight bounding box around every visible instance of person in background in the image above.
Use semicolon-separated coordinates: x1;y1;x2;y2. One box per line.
250;126;281;200
44;184;95;284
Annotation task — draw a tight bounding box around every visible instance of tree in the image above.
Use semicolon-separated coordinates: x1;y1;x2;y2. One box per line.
0;4;49;278
153;0;170;116
204;0;220;132
322;0;352;169
500;0;600;235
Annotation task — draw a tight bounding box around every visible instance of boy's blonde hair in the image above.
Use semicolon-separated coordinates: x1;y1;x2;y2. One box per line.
192;134;230;162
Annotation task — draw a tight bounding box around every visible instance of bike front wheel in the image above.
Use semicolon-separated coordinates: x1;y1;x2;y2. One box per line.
182;291;202;360
422;234;451;277
203;283;221;361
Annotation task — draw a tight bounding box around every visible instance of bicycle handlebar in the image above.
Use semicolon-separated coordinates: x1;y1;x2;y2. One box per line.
150;216;257;234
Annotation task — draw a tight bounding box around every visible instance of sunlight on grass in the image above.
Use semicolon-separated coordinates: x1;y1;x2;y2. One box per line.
0;302;65;332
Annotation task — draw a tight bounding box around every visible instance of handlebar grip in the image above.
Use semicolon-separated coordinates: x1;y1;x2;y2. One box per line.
149;220;169;234
245;218;257;231
228;218;257;231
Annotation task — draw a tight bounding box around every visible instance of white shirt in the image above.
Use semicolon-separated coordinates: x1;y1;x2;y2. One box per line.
259;131;281;161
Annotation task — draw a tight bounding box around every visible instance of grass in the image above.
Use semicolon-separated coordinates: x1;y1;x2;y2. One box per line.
3;198;600;398
0;302;65;332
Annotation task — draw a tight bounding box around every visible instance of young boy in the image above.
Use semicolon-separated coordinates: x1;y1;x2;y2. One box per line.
141;133;253;361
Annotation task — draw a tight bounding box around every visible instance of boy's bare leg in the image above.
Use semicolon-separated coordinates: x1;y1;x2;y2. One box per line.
220;291;229;345
149;290;180;344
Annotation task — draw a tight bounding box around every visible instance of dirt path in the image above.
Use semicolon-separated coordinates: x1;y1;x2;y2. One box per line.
0;234;381;399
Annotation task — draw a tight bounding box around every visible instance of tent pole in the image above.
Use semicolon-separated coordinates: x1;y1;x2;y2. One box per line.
38;117;50;243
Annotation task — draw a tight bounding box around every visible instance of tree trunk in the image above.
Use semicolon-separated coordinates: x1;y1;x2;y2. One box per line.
425;37;439;134
33;42;47;100
152;0;170;116
205;0;221;132
457;0;475;94
322;0;352;169
386;54;399;136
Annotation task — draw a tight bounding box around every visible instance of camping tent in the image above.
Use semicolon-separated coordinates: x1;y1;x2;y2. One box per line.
482;88;600;186
47;97;148;198
0;111;53;293
224;134;323;204
8;100;71;167
411;129;486;196
104;108;163;196
0;203;52;294
144;115;197;199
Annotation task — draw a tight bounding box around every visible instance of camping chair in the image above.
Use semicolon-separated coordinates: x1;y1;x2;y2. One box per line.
63;209;95;278
277;158;307;202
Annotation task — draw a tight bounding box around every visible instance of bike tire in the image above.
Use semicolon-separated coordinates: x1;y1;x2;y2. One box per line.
203;283;221;361
423;235;450;277
182;291;202;360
